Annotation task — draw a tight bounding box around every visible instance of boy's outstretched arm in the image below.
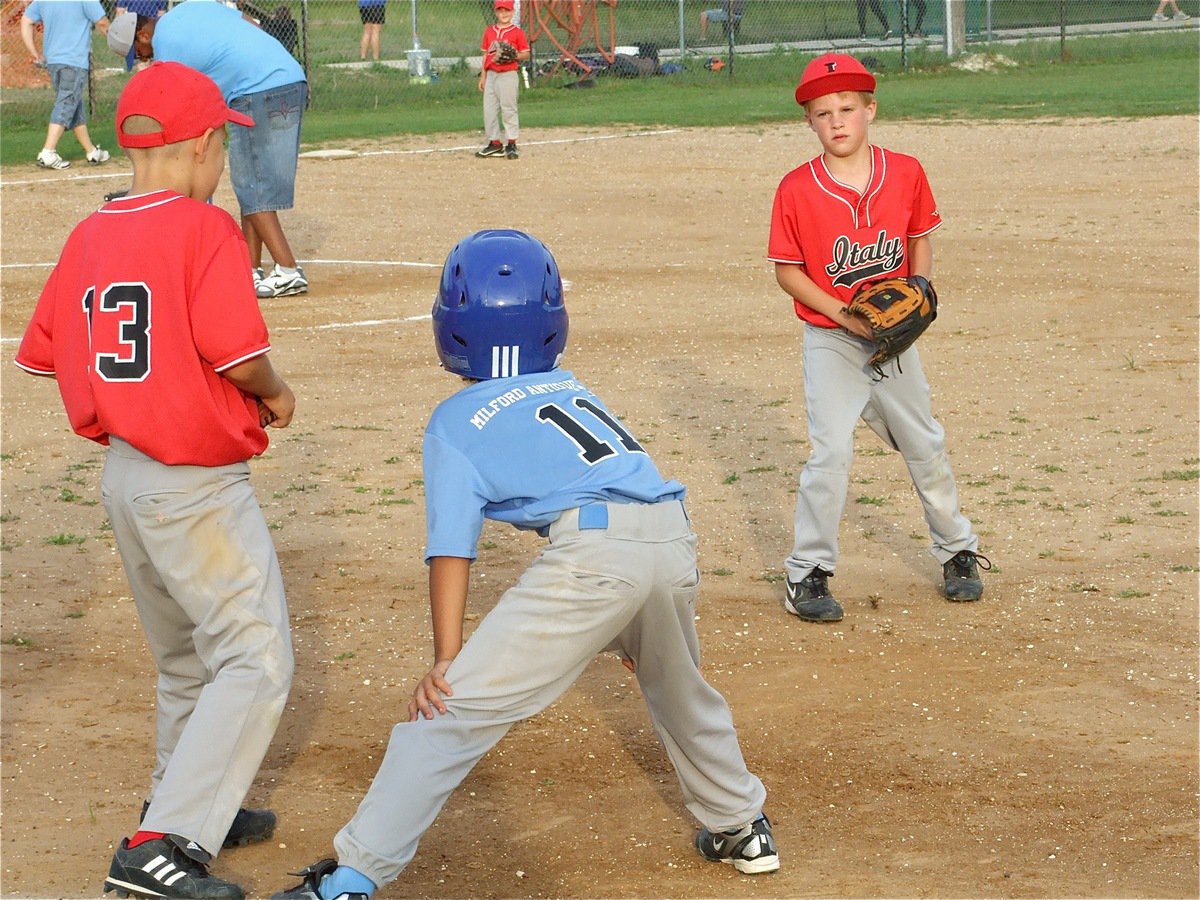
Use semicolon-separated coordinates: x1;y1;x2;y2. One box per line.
223;356;295;428
409;555;471;721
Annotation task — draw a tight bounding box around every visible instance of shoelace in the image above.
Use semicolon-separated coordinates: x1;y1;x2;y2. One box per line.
802;571;831;597
160;845;212;879
951;552;992;577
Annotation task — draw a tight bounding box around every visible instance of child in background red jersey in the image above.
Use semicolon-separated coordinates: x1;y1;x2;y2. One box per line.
767;53;988;624
475;0;530;160
16;61;296;900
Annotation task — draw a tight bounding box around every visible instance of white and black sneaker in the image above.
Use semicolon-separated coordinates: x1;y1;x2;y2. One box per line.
783;568;843;622
36;149;70;169
256;264;308;298
104;835;244;899
695;814;780;874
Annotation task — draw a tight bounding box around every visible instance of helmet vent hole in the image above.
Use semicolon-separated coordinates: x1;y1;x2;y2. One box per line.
457;291;467;307
543;332;557;346
453;334;468;347
499;265;513;276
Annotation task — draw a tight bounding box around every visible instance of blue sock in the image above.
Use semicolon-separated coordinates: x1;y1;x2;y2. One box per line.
320;865;376;899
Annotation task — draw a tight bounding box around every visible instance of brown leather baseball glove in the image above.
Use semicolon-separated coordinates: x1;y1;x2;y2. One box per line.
492;40;519;64
845;276;938;378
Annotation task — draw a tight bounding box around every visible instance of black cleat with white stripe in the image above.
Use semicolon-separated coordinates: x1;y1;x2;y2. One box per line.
104;834;245;899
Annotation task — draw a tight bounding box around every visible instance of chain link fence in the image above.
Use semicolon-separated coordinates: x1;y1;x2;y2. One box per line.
0;1;1193;122
282;0;1194;81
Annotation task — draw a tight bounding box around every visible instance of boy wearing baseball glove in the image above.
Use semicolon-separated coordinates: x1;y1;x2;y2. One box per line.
16;61;296;899
271;229;777;900
767;53;988;623
475;0;529;159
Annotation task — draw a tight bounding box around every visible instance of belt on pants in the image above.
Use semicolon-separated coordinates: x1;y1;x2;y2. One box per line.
547;500;690;543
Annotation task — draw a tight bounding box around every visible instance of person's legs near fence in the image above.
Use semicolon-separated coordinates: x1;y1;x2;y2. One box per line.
39;64;107;168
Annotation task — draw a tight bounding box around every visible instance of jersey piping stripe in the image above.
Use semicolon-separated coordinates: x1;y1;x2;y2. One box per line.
907;221;943;240
13;360;55;376
808;160;862;228
810;148;887;231
859;148;887;229
97;192;187;214
492;345;519;378
212;345;272;373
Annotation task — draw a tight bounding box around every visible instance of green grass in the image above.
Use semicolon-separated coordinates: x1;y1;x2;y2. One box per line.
284;1;1200;66
1;32;1196;162
307;32;1200;141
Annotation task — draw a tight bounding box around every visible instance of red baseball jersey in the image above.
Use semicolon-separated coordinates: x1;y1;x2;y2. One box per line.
768;145;941;327
481;23;528;72
16;190;272;466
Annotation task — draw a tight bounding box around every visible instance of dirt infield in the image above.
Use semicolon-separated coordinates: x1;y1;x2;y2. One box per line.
2;117;1197;899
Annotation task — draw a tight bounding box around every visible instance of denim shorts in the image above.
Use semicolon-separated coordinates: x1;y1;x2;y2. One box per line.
227;81;307;215
47;64;87;129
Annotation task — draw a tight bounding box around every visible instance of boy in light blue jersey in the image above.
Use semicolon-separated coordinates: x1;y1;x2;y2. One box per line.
272;230;779;900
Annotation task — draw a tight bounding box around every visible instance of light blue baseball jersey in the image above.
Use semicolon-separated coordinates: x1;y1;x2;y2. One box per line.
25;0;106;69
423;371;685;561
152;0;305;102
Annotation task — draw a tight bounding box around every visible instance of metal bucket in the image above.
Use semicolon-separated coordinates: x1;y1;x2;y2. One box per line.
406;48;432;83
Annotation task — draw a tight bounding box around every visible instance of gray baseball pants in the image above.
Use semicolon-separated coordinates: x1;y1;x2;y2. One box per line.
786;324;977;581
482;69;520;142
334;500;767;888
101;437;293;857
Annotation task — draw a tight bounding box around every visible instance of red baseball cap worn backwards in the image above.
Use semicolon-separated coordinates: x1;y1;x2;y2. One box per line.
794;53;876;105
116;61;254;149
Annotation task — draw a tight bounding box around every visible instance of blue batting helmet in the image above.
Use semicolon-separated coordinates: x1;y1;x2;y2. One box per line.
433;229;568;379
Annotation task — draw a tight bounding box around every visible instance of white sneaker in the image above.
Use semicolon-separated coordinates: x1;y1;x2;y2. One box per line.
1151;12;1167;20
1174;11;1190;19
256;264;308;298
253;267;265;293
87;146;110;165
36;149;69;170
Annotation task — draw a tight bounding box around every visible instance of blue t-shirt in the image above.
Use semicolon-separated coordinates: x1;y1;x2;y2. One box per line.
422;371;686;561
25;0;106;69
152;0;305;101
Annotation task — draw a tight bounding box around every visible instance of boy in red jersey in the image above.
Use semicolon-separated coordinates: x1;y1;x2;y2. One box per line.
475;0;530;160
767;53;988;624
16;61;296;900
